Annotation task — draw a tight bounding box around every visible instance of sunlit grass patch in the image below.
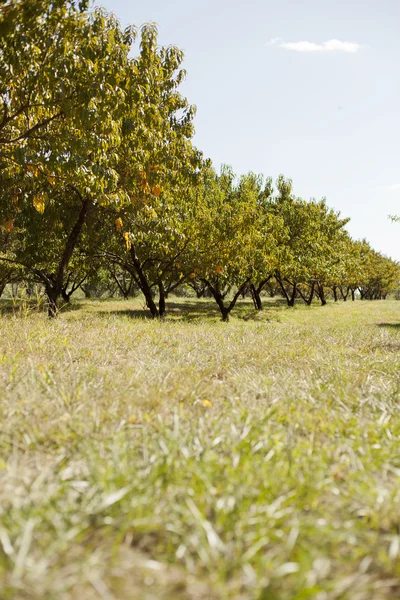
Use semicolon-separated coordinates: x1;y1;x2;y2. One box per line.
1;299;400;599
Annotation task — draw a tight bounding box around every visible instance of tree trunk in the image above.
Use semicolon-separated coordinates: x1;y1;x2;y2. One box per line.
44;196;92;317
250;283;262;310
297;282;315;306
214;288;230;321
207;287;229;321
332;286;338;302
158;282;166;318
351;288;355;301
61;289;71;303
205;280;248;322
275;273;294;306
307;281;316;305
251;277;272;310
112;272;133;299
287;282;297;307
275;274;297;307
46;286;59;318
129;246;159;318
317;283;327;306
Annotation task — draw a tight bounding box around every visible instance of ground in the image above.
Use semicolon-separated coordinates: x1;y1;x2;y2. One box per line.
1;296;400;599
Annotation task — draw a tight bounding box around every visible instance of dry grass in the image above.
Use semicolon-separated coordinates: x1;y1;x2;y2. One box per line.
1;297;400;599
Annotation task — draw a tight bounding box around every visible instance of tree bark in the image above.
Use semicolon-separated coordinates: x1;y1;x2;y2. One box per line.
45;196;92;317
129;246;159;318
46;286;59;318
112;272;133;299
61;290;71;303
158;282;166;318
214;292;230;322
317;282;327;306
297;281;315;306
307;281;316;305
287;282;297;307
204;280;249;321
250;283;262;310
250;277;272;310
275;273;295;306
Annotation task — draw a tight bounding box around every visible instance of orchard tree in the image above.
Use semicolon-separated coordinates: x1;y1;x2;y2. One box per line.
328;237;363;301
248;175;287;310
101;25;203;318
186;167;283;321
0;0;135;315
0;0;85;161
298;200;350;306
357;243;400;300
268;178;349;306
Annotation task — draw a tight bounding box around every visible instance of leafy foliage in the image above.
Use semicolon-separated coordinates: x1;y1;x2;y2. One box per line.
0;1;398;318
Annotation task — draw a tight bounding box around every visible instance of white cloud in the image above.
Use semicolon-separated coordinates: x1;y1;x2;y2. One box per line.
387;184;400;191
266;38;361;53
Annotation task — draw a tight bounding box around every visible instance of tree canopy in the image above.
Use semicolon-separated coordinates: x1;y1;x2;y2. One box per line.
1;0;399;318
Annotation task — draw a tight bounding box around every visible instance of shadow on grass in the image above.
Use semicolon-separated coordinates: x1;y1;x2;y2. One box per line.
86;300;221;322
374;323;400;350
0;299;86;316
0;295;288;322
76;297;286;323
0;301;15;315
0;299;47;316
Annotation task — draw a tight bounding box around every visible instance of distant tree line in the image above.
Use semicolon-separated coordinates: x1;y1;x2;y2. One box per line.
1;0;399;320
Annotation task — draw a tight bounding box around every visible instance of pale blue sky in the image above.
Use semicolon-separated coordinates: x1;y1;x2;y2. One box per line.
95;0;400;259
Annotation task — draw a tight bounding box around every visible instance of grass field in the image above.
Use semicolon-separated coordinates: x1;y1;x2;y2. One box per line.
1;297;400;599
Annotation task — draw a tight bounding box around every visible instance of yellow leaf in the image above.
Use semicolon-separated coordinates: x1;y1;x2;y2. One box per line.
152;184;161;197
128;415;137;424
115;217;123;232
33;195;45;214
48;175;56;186
123;232;131;251
5;219;14;232
143;182;151;195
27;164;39;177
201;400;212;408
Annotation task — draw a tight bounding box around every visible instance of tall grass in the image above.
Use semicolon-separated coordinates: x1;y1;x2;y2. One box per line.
1;298;400;599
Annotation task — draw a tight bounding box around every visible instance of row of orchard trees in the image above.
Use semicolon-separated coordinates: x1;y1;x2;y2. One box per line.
1;0;399;320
